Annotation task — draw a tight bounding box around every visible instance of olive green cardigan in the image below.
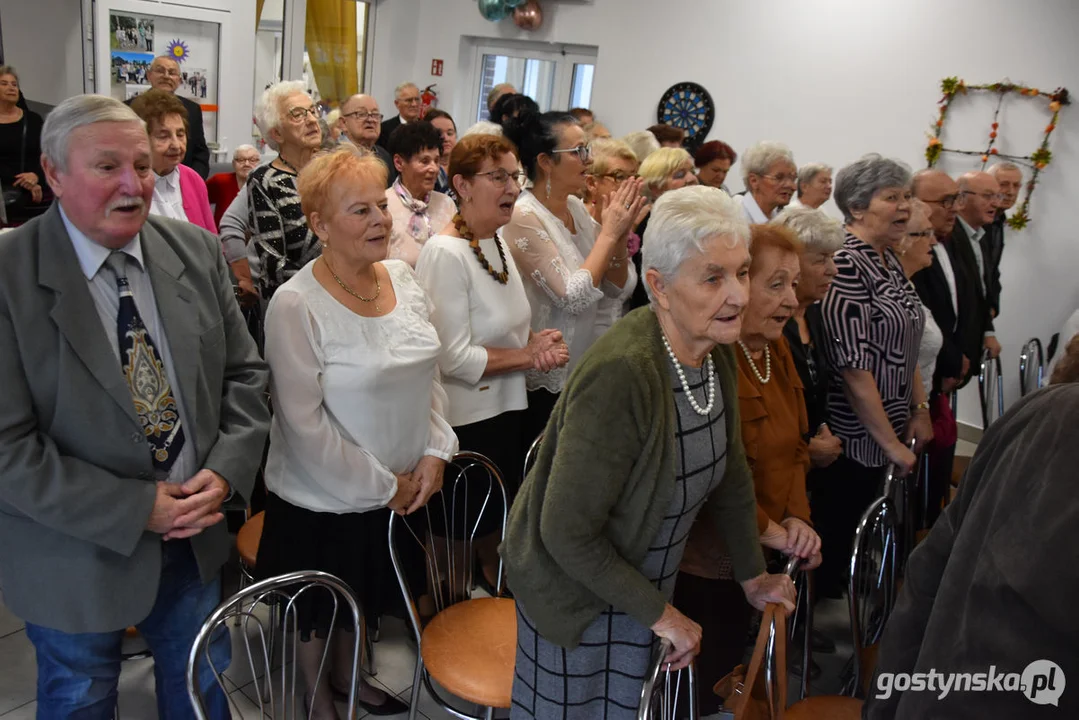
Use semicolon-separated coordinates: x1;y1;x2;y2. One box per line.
500;307;767;649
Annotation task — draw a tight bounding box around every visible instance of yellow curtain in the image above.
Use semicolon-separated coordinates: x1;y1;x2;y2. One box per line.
305;0;359;106
256;0;266;26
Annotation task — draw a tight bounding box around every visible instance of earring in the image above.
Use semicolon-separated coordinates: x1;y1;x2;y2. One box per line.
545;176;552;198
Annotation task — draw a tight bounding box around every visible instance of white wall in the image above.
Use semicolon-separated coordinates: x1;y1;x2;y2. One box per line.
0;0;85;105
369;0;1079;430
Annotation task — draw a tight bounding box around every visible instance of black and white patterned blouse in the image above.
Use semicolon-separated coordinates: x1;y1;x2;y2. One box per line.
821;233;925;468
247;165;322;298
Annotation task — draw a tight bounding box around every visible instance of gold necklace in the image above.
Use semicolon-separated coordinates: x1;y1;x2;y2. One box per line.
325;258;381;311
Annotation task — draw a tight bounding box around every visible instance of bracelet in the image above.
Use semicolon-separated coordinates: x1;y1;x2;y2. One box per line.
912;401;930;411
609;252;629;269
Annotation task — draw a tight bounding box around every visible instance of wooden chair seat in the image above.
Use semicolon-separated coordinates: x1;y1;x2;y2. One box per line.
785;695;864;719
421;597;517;708
237;511;264;568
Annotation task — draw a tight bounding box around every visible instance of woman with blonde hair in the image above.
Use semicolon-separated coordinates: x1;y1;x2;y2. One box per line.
258;147;456;718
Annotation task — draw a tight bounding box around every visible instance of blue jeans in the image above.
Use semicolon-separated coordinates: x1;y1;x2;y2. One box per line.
25;539;231;720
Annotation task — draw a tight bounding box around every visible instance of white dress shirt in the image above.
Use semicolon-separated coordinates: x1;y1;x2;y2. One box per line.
263;259;458;514
60;207;195;484
736;192;779;224
150;167;189;223
417;233;532;427
932;243;958;331
957;216;987;295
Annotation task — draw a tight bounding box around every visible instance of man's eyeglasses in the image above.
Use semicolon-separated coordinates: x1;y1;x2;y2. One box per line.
287;106;320;122
961;190;1005;203
152;67;181;78
476;169;526;186
760;173;797;185
925;194;959;210
398;97;421;106
343;110;383;123
551;145;592;163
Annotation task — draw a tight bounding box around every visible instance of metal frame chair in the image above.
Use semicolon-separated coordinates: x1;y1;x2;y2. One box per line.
637;639;698;720
978;349;1005;427
388;451;511;720
1019;337;1045;396
523;432;543;484
844;497;899;698
186;570;362;720
783;556;813;702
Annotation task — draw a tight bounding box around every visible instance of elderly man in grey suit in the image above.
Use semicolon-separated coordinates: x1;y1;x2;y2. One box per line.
0;95;270;718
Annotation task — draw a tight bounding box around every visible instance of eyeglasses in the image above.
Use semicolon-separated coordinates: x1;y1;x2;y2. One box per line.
551;145;592;163
234;157;261;166
343;110;383;122
924;194;959;210
476;169;526;186
907;230;934;238
152;67;181;78
398;97;421;106
596;171;639;183
286;106;320;122
961;190;1005;203
760;173;798;185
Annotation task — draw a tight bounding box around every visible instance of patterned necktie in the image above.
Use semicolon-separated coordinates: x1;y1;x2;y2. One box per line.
105;252;186;474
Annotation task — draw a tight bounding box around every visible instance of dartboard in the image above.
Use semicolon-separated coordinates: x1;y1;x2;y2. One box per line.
657;82;715;148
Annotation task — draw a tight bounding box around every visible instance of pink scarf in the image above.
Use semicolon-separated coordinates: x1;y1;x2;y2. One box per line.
393;177;431;241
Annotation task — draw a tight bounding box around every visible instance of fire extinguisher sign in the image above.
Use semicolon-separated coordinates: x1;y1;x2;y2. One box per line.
431;59;444;76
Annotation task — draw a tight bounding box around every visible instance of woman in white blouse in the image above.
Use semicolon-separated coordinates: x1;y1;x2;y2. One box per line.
258;147;457;720
385;121;456;267
417;134;569;591
500;109;647;440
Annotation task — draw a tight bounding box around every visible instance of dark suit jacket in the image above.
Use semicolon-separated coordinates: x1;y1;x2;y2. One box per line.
949;221;994;378
377;115;403;149
0;206;270;632
865;384;1079;720
126;93;210;178
912;245;966;392
981;212;1006;317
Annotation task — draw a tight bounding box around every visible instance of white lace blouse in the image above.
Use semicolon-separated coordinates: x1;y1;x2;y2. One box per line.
263;259;458;514
501;191;630;393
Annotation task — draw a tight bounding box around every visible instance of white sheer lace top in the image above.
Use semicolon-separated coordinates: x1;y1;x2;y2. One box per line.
501;191;626;393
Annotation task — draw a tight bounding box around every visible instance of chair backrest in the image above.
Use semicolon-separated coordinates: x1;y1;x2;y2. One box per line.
388;451;508;646
637;639;698;720
186;570;362;720
1019;337;1045;396
782;556;813;702
523;431;543;485
846;497;899;698
978;349;1005;427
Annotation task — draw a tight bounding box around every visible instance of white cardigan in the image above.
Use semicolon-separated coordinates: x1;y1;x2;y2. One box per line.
417;233;531;427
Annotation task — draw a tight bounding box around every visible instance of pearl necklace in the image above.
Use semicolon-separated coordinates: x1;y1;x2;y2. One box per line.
661;333;716;416
738;341;771;384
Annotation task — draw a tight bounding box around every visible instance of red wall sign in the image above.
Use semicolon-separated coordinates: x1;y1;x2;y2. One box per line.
431;59;444;76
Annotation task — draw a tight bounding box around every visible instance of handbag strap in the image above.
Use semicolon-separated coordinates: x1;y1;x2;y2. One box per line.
731;603;788;720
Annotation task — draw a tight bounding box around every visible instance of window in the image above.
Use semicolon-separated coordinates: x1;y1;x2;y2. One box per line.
471;41;598;123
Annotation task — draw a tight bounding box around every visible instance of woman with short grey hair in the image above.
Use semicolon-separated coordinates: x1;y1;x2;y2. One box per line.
738;141;797;223
813;154;933;598
792;162;833;210
502;185;796;720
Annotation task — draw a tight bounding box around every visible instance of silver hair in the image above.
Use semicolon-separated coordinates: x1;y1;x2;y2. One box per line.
0;65;18;83
772;206;845;254
461;121;503;138
834;153;912;224
741;141;795;185
232;143;258;160
988;161;1022;176
621;131;661;165
255;80;309;150
41;94;144;172
641;185;750;305
394;82;419;99
898;199;933;254
796;162;832;197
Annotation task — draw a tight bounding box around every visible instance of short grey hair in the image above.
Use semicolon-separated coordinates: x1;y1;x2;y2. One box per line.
255;80;308;150
988;161;1022;177
0;65;19;83
641;185;750;305
461;120;503;138
41;94;144;172
741;141;795;185
796;162;832;197
232;143;258;160
394;82;418;100
772;206;845;254
833;153;912;224
622;131;661;165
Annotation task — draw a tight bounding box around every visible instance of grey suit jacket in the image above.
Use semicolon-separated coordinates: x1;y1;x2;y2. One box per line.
0;205;270;633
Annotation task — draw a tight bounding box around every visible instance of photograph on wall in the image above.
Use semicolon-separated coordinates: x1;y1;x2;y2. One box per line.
108;10;220;142
110;14;154;53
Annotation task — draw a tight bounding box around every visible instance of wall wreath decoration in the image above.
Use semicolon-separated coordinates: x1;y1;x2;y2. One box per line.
925;77;1070;230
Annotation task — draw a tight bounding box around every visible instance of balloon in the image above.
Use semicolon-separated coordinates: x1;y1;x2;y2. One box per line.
478;0;509;21
503;0;527;7
513;0;543;30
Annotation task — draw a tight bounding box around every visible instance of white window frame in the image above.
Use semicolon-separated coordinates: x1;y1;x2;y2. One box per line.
466;38;598;123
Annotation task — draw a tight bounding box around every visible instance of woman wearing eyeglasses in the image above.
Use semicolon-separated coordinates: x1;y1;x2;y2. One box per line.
248;80;324;298
416;134;569;590
501;110;647;441
897;200;943;401
737;142;798;224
